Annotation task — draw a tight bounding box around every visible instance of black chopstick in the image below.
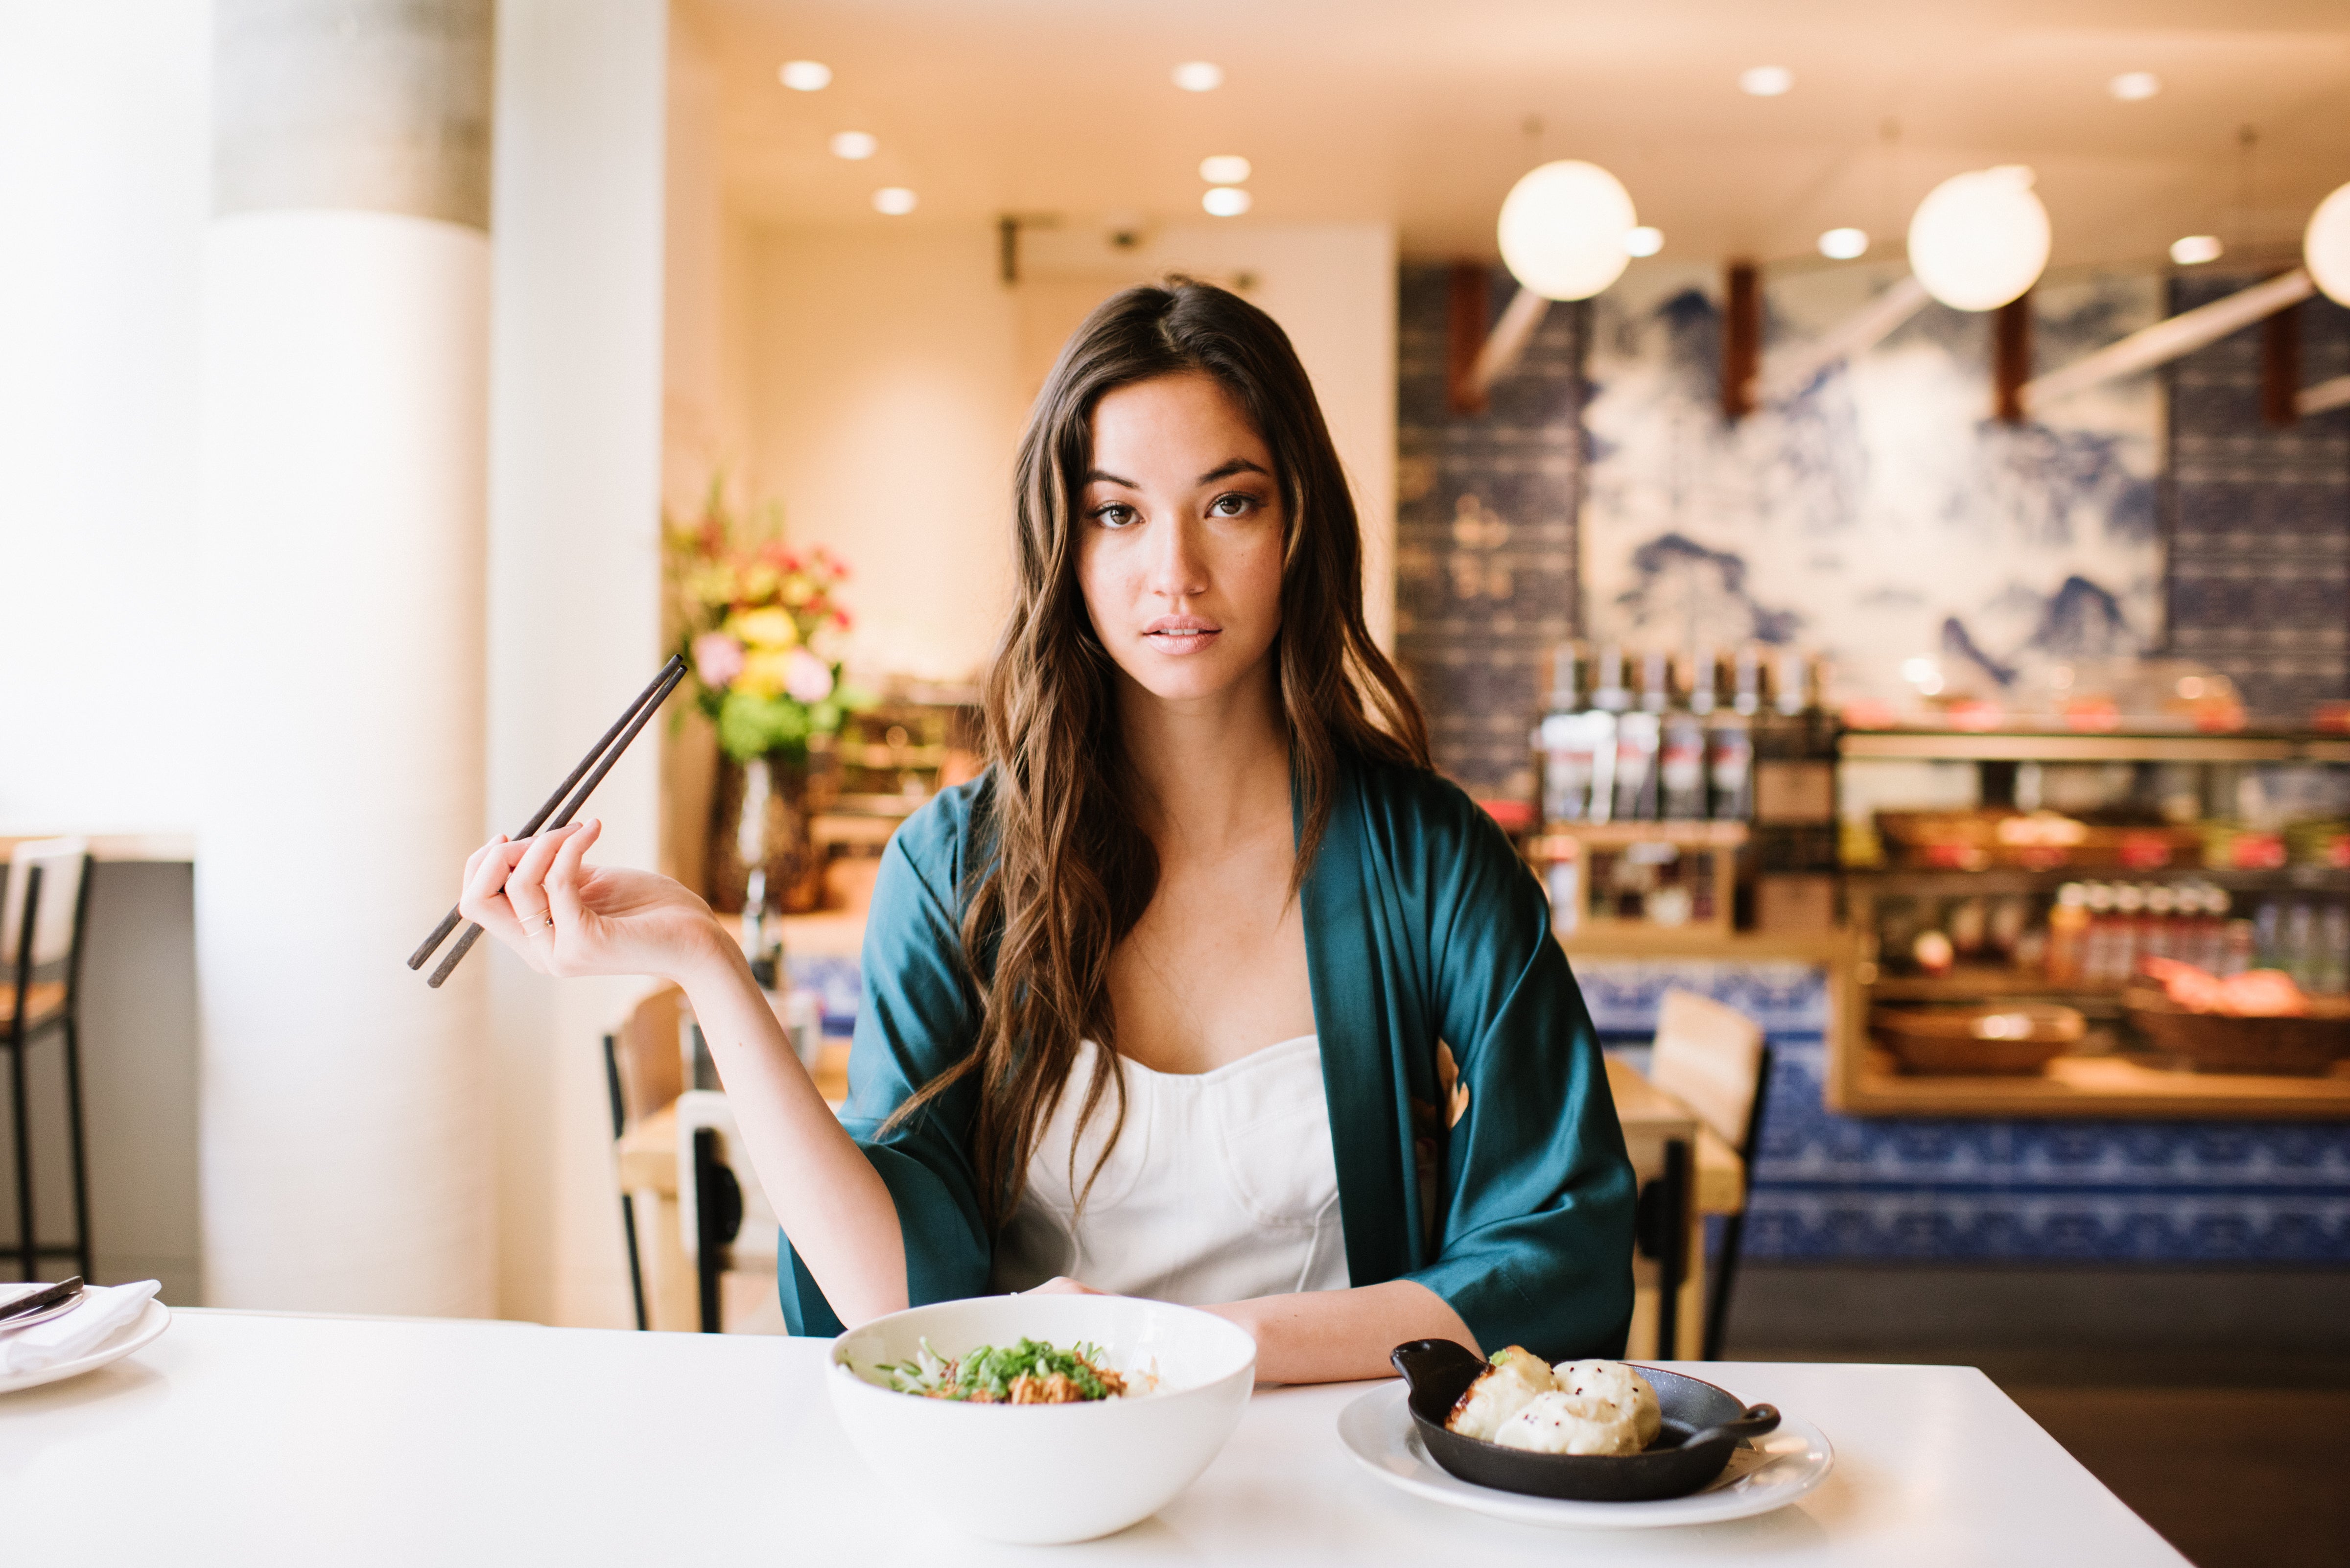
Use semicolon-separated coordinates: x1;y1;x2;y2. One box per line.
409;655;689;988
0;1275;81;1324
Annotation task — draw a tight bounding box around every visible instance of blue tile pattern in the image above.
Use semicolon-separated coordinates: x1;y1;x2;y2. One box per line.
1574;957;2350;1263
2165;276;2350;721
1395;264;1588;792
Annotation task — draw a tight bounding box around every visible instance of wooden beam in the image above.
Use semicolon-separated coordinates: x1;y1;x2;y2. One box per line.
1446;262;1491;416
1462;285;1552;402
2263;299;2301;427
2022;267;2313;413
2300;373;2350;418
1993;290;2032;424
1722;260;1760;420
1759;273;1929;402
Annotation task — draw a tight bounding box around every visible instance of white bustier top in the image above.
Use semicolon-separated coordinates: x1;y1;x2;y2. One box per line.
991;1035;1352;1306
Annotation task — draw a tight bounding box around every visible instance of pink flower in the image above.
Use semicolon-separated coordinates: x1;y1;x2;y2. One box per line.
692;632;746;689
784;648;835;704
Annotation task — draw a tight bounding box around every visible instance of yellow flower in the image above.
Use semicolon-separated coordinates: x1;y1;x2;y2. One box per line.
781;574;814;607
728;605;799;649
740;562;781;602
735;647;792;699
685;564;738;605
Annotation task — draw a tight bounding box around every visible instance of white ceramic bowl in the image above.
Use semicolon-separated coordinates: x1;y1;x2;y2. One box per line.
828;1294;1256;1544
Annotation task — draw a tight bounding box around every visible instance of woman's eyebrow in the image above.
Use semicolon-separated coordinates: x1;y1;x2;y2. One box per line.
1082;468;1140;489
1198;458;1271;484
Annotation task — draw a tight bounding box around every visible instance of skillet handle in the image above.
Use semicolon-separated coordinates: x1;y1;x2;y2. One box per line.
1389;1338;1489;1398
1684;1403;1780;1449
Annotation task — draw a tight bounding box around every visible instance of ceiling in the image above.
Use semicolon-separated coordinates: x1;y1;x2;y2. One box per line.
694;0;2350;272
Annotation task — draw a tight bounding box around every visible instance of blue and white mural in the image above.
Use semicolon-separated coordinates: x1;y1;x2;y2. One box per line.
1581;263;2164;708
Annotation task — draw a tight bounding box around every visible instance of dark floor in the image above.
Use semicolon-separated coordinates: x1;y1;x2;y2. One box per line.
1726;1264;2350;1568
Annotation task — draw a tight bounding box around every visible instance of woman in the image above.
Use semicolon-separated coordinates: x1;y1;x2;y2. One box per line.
460;280;1634;1382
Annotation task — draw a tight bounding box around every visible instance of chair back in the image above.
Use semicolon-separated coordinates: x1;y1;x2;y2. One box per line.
607;983;684;1131
1648;987;1766;1152
2;837;91;973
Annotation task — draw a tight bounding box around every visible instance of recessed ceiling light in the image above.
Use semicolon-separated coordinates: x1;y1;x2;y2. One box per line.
1173;61;1224;93
1624;226;1664;257
2170;234;2222;265
1819;227;1869;260
1199;154;1252;185
779;60;832;92
830;131;877;161
1739;66;1793;97
2109;71;2161;101
872;187;917;216
1202;186;1251;217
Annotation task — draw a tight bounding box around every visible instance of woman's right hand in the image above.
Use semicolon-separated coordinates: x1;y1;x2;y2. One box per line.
458;819;735;985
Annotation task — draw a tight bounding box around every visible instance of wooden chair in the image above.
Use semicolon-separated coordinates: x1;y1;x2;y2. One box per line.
3;839;94;1283
1647;987;1773;1361
602;985;683;1329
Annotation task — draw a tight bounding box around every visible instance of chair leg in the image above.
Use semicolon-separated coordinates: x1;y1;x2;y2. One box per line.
8;1037;32;1283
62;1014;92;1283
1702;1208;1750;1362
620;1192;648;1332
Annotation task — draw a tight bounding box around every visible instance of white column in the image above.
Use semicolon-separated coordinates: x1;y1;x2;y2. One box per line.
196;0;495;1314
486;0;669;1326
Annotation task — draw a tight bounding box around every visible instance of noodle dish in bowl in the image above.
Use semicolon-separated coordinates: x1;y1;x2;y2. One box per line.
827;1293;1256;1544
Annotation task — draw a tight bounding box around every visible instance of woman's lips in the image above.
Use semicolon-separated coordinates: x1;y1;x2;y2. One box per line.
1143;617;1221;655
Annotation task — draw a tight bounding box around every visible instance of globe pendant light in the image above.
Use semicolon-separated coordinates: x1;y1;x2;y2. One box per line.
1498;160;1638;301
2307;181;2350;307
1906;165;2051;312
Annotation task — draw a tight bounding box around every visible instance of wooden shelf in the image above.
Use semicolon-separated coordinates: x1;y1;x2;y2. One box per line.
1837;1046;2350;1119
1849;866;2350;895
1866;968;2127;1006
1841;729;2350;764
1560;929;1859;962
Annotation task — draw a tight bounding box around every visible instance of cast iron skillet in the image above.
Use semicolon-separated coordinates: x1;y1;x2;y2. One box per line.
1390;1339;1780;1502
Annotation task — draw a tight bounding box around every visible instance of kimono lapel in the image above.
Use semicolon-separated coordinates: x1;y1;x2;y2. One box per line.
1298;760;1417;1288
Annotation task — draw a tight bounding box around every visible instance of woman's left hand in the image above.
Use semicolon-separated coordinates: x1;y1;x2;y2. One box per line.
1023;1277;1109;1296
460;819;730;985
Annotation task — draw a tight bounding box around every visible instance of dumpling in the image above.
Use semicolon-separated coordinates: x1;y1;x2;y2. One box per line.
1445;1346;1558;1441
1551;1359;1662;1446
1492;1391;1643;1455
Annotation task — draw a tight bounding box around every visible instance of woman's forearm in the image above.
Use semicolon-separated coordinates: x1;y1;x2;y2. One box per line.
674;936;909;1326
1204;1278;1479;1385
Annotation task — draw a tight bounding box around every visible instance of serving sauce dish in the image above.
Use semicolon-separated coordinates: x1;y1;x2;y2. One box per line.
1389;1339;1778;1502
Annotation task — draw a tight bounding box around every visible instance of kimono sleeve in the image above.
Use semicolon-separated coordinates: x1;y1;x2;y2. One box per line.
777;786;996;1334
1399;787;1638;1362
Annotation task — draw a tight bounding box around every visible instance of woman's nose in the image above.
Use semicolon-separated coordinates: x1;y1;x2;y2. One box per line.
1147;515;1209;600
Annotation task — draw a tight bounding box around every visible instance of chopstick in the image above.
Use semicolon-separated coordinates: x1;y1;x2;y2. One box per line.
408;655;689;988
0;1275;81;1324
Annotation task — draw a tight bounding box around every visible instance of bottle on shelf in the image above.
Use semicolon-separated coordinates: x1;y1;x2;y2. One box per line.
2044;882;2089;984
1707;649;1755;821
1533;643;1605;828
2112;882;2147;983
1585;644;1631;824
1609;648;1661;822
1659;651;1710;820
2080;881;2117;985
2142;884;2176;963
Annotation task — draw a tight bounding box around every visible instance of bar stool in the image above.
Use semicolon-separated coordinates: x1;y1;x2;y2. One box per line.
2;838;95;1284
1646;987;1774;1361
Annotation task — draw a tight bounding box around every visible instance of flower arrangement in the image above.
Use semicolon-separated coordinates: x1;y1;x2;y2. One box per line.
665;483;864;762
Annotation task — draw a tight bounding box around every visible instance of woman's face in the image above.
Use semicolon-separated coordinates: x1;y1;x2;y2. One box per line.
1075;372;1287;709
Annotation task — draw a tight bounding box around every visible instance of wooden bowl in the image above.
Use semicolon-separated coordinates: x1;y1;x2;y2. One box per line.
2122;985;2350;1076
1870;1004;2085;1076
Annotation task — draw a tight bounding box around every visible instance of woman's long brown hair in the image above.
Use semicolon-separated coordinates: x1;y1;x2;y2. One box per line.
887;279;1432;1229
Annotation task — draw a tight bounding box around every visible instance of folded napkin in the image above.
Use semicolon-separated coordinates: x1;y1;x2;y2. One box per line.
0;1279;161;1376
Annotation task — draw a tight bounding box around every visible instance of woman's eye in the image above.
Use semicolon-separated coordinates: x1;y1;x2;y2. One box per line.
1092;502;1138;528
1210;492;1259;518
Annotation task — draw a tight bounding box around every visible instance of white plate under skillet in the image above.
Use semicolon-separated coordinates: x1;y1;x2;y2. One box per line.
0;1300;172;1396
1337;1381;1833;1530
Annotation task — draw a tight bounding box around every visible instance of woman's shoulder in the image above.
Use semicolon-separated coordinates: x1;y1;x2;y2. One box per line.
883;766;1000;894
1345;751;1518;868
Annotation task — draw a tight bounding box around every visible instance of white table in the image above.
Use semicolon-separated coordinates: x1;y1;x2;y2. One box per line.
3;1310;2186;1566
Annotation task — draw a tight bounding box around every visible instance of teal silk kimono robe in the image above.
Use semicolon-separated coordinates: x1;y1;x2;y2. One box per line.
779;754;1637;1362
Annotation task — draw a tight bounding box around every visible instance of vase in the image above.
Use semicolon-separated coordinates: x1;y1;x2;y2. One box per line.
707;751;825;916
